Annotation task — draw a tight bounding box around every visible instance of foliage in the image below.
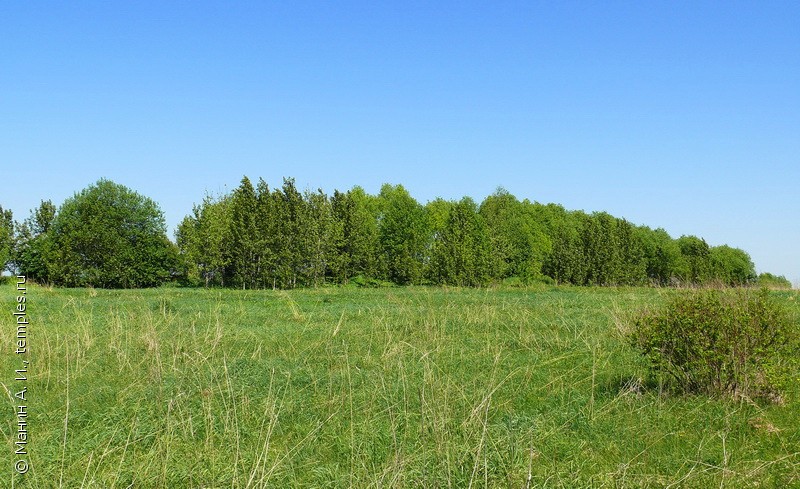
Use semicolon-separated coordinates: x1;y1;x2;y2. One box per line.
479;189;551;283
4;176;771;290
0;205;13;272
710;245;757;286
172;176;765;290
376;184;429;285
581;212;622;286
268;178;305;288
429;197;491;286
10;200;57;282
638;227;682;285
331;187;381;282
226;176;260;289
629;289;799;400
176;194;231;286
42;180;177;287
676;235;712;284
304;188;340;287
541;206;586;285
615;218;647;285
757;272;793;290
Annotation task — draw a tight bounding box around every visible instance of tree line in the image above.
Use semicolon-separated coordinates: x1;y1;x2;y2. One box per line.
1;177;790;289
174;176;763;289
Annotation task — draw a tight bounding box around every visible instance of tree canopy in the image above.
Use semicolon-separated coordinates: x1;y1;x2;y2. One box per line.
3;175;770;289
14;180;177;288
173;176;761;289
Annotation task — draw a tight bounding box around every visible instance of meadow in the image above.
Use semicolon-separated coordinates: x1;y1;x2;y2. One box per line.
2;285;799;488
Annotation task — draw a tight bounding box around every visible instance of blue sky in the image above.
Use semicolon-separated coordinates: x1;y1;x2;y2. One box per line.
3;1;799;285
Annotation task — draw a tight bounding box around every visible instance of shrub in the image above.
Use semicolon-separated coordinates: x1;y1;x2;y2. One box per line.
628;289;798;401
757;272;793;290
348;274;394;288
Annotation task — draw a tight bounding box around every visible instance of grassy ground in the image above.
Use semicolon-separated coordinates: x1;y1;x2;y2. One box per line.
2;284;799;488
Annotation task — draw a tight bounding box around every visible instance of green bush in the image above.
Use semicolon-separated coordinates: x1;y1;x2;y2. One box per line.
629;289;798;401
348;274;394;288
757;272;793;290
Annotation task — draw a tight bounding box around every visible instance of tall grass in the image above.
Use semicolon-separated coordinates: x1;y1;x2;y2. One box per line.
1;285;798;487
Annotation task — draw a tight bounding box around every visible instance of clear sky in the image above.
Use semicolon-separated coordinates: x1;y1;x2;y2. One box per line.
2;2;799;285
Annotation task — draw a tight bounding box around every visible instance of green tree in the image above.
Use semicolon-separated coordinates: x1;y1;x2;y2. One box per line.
270;178;308;288
175;214;200;284
12;201;58;282
171;176;766;291
32;200;56;234
581;212;621;285
425;198;454;241
479;191;518;280
637;227;681;285
305;189;338;286
0;205;13;272
616;219;647;285
255;178;278;288
176;194;231;286
430;197;491;286
377;184;429;285
49;179;177;288
331;187;381;283
226;177;260;289
424;198;454;279
676;235;712;285
541;206;586;285
479;191;551;283
710;245;756;286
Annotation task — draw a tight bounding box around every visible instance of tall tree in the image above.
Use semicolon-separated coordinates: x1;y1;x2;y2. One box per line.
171;176;771;291
424;198;454;279
710;245;756;286
0;205;14;273
226;177;260;289
255;178;277;288
581;212;621;286
12;201;58;282
32;200;56;234
677;235;712;285
637;227;681;285
430;197;491;286
176;194;231;286
305;189;338;286
270;178;308;288
331;187;381;282
480;191;551;282
616;219;647;285
541;206;586;285
479;191;516;280
377;184;429;285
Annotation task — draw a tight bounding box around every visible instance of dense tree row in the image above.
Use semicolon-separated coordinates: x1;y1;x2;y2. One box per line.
2;177;787;289
174;176;761;289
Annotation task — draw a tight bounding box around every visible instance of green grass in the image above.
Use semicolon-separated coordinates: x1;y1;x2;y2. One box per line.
2;285;799;487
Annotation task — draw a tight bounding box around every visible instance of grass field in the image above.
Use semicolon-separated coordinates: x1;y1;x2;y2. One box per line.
2;284;799;488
